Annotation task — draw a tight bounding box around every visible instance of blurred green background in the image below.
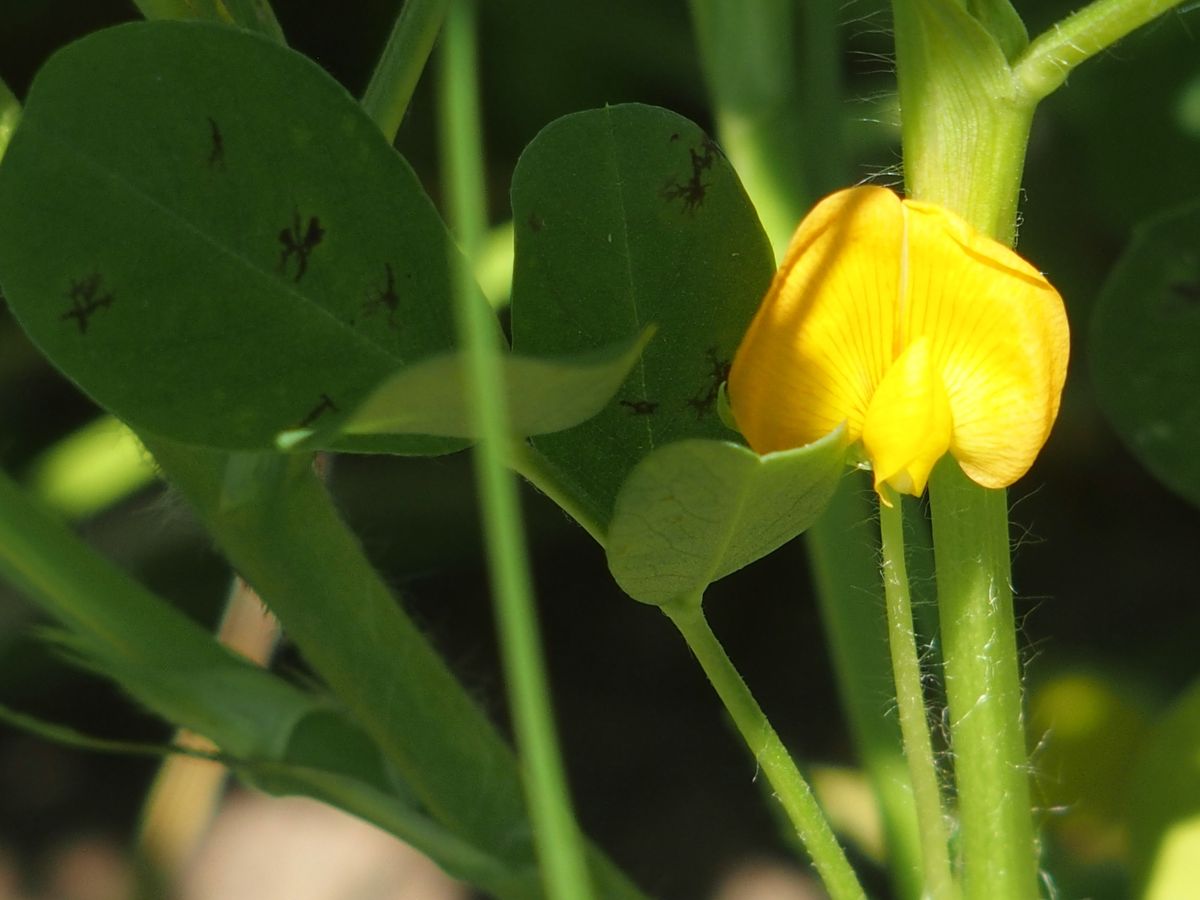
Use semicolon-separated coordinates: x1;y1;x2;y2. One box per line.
0;2;1198;898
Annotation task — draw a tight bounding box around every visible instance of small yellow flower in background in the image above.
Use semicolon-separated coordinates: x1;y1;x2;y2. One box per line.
728;185;1069;500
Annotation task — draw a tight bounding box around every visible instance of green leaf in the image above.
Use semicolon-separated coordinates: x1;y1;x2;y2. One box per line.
1090;200;1200;508
1130;679;1200;899
143;439;651;900
510;103;775;530
0;21;474;456
606;427;847;606
337;326;654;442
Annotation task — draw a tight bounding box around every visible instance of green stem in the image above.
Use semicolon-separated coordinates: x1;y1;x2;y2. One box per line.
507;442;608;548
0;76;19;164
437;0;487;258
439;2;597;897
663;598;867;900
133;0;286;42
361;0;450;144
808;474;924;900
1014;0;1188;102
878;491;960;900
687;0;809;258
927;461;1035;900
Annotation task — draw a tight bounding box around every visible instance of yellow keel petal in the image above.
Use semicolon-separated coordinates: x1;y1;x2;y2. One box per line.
862;336;952;498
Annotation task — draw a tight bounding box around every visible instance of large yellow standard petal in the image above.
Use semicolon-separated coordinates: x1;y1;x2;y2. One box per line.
728;185;903;453
728;185;1070;495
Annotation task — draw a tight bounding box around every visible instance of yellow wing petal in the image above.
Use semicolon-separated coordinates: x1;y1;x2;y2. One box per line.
900;200;1070;488
729;186;904;453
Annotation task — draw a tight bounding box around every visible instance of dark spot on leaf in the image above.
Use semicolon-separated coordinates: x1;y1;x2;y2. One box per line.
661;138;717;214
299;393;338;428
278;211;324;281
61;272;114;334
362;263;400;329
207;117;224;168
668;132;680;143
620;399;659;416
686;347;731;418
527;211;544;233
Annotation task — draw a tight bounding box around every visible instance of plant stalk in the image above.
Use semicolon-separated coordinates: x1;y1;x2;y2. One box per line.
439;1;598;896
664;598;867;900
878;490;960;900
361;0;451;144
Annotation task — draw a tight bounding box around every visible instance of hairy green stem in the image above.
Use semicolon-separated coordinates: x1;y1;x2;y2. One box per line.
1015;0;1189;102
664;598;867;900
926;462;1034;900
808;473;924;900
878;491;960;900
439;2;597;896
361;0;450;144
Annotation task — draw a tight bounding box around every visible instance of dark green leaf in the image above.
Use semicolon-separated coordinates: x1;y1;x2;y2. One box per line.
1090;200;1200;508
338;327;654;442
0;21;473;455
606;428;847;606
510;103;775;529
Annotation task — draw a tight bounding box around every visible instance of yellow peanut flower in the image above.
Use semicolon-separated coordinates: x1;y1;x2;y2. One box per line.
728;185;1069;500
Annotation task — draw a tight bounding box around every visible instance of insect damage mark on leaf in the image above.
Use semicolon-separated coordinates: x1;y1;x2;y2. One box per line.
206;117;224;168
661;137;718;214
278;211;324;281
686;347;731;418
61;273;114;334
619;399;659;415
361;263;400;328
298;393;338;428
527;211;544;233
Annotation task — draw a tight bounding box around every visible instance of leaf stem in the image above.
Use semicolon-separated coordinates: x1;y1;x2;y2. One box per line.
1014;0;1189;102
927;460;1036;900
663;598;867;900
439;2;598;897
878;490;960;900
361;0;450;144
507;442;608;548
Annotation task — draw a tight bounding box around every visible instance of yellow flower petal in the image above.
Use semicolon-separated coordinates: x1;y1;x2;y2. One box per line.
862;335;952;499
728;185;1070;496
900;201;1069;488
729;186;902;453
